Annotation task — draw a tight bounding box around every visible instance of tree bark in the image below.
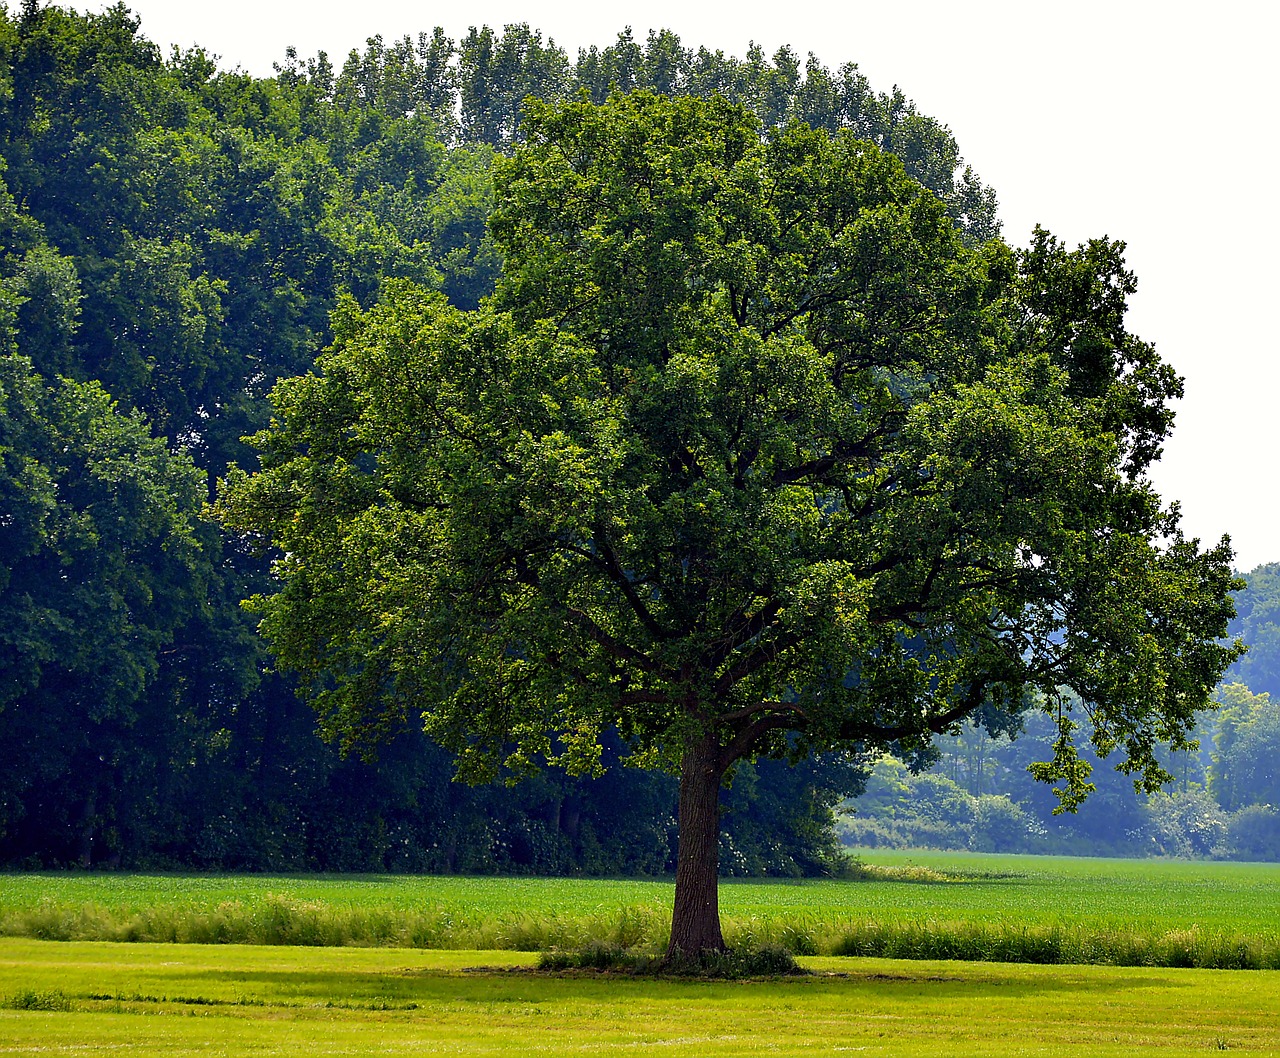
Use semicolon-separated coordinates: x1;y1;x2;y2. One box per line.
667;735;726;956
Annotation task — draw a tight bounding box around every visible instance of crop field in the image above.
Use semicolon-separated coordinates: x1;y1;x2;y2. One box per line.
1;938;1278;1056
3;853;1280;968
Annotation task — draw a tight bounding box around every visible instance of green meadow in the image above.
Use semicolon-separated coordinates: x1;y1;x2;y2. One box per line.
3;853;1280;967
1;938;1277;1056
3;855;1279;1054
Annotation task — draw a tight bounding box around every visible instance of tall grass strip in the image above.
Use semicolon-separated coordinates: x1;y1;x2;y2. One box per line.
5;894;1280;968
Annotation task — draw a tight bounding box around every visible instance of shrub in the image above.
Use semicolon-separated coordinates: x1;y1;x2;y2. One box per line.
1224;804;1280;861
1145;791;1229;857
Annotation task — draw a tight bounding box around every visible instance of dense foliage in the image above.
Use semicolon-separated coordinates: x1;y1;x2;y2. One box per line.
2;3;984;872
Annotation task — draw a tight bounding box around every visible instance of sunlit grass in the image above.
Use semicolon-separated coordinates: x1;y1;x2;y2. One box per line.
0;939;1276;1057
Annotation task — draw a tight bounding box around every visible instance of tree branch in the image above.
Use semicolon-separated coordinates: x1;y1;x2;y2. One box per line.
712;629;802;697
834;681;988;743
589;524;677;640
771;419;903;488
701;597;783;672
718;712;799;771
512;555;673;677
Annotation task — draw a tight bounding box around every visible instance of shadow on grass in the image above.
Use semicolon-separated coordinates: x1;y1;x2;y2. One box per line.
536;943;809;979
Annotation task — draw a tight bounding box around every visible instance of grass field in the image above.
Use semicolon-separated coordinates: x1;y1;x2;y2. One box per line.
1;938;1278;1056
3;852;1280;968
6;851;1279;928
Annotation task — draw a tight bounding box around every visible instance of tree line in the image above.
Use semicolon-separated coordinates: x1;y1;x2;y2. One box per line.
1;2;989;871
842;563;1280;861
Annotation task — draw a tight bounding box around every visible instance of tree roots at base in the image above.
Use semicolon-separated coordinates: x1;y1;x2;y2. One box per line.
537;943;808;978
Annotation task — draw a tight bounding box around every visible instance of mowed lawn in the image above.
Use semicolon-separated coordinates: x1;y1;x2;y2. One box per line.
1;938;1278;1056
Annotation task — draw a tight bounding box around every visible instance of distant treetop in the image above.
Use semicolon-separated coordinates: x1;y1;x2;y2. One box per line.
271;23;1000;243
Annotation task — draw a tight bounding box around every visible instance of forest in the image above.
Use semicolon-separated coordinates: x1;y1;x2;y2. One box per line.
0;2;1273;872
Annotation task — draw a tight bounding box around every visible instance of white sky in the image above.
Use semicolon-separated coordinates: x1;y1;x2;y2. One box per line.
85;0;1280;572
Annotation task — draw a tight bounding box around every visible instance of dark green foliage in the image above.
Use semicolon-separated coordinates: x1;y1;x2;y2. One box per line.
0;3;473;478
721;755;862;876
0;3;496;870
0;353;208;861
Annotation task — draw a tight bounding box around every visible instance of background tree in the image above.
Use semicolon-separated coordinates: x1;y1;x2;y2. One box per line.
217;92;1239;955
1223;564;1280;699
1209;683;1280;812
0;353;207;862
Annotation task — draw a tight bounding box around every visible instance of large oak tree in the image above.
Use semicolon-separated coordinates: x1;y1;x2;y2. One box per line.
217;93;1240;955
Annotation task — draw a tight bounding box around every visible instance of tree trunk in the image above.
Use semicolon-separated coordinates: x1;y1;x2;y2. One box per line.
667;736;726;956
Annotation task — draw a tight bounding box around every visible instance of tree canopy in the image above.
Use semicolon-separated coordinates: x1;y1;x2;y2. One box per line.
8;3;948;871
218;92;1240;954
